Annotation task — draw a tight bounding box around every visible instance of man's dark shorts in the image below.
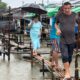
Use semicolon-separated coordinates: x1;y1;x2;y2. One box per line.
60;42;75;63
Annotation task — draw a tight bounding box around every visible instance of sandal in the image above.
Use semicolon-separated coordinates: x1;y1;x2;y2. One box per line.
63;77;71;80
55;67;65;72
32;52;37;56
33;54;43;61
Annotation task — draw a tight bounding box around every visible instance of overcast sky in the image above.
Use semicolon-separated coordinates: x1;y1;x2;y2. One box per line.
2;0;69;8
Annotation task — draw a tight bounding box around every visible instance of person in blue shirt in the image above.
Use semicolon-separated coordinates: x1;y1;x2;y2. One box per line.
74;23;78;34
30;15;42;56
50;17;60;68
49;7;63;69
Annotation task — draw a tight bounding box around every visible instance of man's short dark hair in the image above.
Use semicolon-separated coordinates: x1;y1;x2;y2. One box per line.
63;2;71;6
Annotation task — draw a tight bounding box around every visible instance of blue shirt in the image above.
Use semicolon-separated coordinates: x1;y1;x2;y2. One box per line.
74;23;78;33
30;21;42;33
50;17;60;39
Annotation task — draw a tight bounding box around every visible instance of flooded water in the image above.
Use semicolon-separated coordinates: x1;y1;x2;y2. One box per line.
0;53;79;80
0;54;31;80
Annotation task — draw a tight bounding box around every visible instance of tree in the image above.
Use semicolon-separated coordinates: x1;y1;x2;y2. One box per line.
0;1;7;9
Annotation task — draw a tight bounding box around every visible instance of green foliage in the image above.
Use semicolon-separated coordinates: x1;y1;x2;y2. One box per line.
0;2;7;9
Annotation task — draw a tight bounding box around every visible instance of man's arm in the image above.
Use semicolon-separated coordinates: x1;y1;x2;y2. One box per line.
55;23;61;36
55;15;61;35
28;20;34;27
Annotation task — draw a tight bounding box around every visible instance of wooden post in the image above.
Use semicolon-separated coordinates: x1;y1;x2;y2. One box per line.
42;59;45;77
31;48;33;67
8;6;11;61
75;14;80;80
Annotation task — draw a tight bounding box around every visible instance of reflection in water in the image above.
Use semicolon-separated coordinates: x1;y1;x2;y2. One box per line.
0;53;79;80
0;54;31;80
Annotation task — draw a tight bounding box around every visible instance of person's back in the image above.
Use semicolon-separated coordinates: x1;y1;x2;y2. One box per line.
50;17;60;39
49;7;63;71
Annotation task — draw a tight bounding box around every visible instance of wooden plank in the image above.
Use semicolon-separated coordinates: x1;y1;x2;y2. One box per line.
33;55;65;79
